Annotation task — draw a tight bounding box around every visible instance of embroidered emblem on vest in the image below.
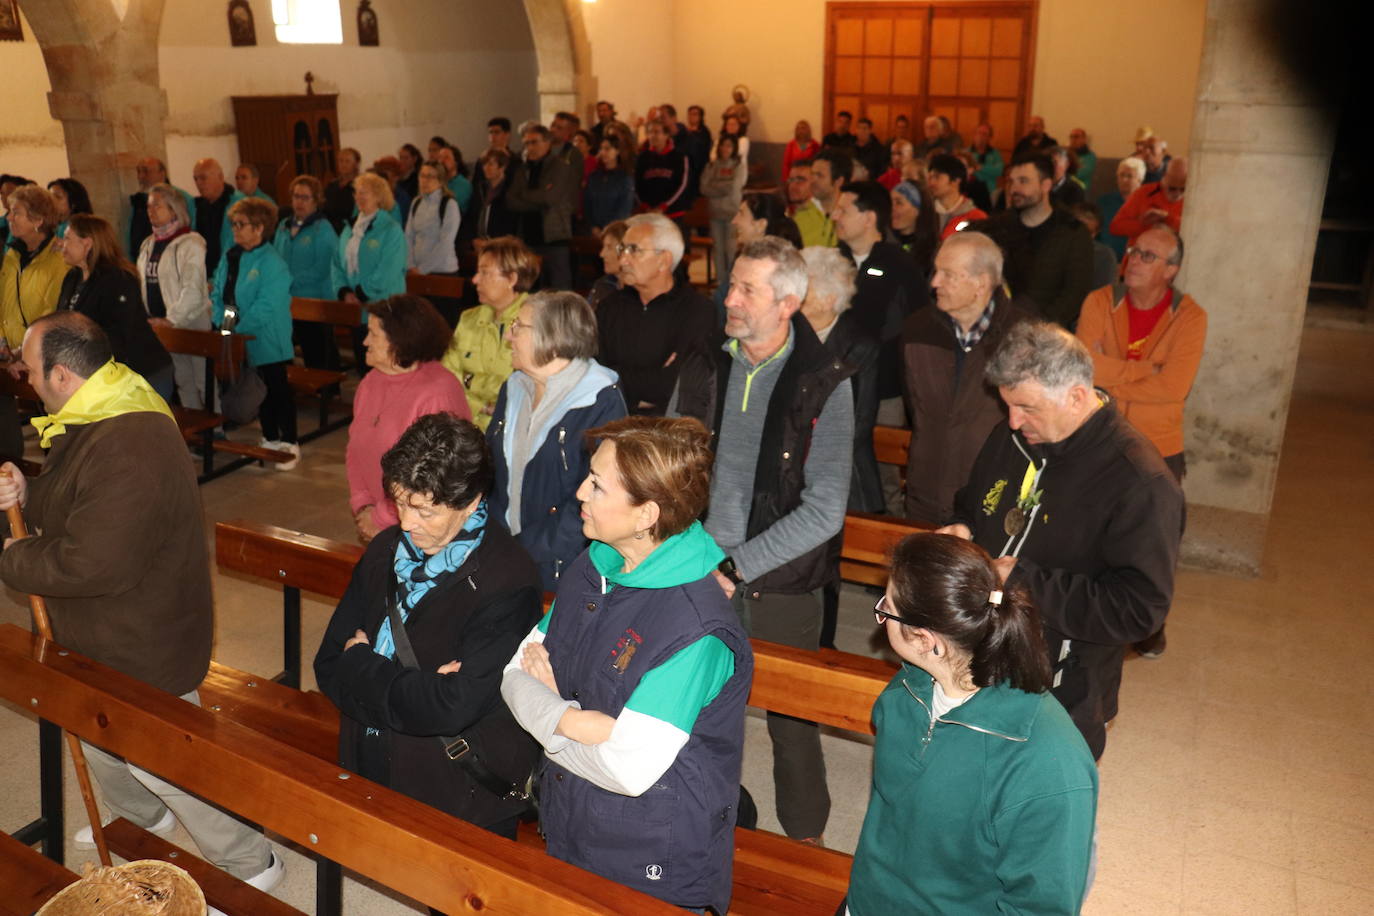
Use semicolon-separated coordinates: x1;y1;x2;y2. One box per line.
610;627;643;673
982;478;1007;516
646;864;663;880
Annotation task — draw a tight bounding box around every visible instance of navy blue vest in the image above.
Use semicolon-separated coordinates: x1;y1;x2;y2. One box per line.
539;548;753;913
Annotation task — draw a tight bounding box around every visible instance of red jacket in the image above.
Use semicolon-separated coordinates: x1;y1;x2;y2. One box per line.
1108;182;1184;247
782;139;819;182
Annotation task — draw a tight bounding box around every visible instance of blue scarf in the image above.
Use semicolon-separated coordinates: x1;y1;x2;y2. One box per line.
372;500;488;661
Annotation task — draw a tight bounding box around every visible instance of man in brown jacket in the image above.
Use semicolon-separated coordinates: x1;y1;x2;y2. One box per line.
902;231;1032;524
0;312;283;892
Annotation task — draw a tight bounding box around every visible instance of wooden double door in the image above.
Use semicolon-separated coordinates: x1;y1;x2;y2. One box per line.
232;94;340;205
824;1;1035;163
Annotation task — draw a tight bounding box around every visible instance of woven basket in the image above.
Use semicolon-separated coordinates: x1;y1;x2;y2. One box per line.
37;859;206;915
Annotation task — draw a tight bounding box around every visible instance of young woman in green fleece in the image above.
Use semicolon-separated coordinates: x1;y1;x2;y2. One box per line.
845;533;1099;916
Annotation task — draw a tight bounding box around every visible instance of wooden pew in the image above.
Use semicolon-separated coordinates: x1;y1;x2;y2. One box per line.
0;624;681;916
405;272;466;301
150;325;296;480
288;297;362;441
872;424;909;468
0;830;79;915
213;520;885;913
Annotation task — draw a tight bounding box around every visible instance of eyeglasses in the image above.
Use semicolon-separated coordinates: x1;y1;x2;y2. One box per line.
874;594;917;627
1126;246;1174;265
508;319;531;336
229;219;253;230
616;243;661;258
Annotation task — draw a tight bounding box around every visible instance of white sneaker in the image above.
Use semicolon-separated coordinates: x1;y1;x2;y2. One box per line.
207;850;285;914
273;442;301;471
245;849;285;891
74;806;176;849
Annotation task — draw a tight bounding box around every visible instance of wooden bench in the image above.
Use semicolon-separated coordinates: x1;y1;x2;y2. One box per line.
872;424;909;470
405;272;466;301
288;297;362;441
0;624;683;915
213;519;894;913
150;325;297;480
0;830;79;915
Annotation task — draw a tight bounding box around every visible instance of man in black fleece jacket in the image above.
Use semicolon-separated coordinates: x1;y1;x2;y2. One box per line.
940;321;1184;759
596;212;716;415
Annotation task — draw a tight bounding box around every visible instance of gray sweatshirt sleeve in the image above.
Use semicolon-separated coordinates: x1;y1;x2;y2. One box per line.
500;668;577;754
733;378;854;582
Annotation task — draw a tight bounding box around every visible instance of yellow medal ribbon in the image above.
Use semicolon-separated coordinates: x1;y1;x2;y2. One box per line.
31;359;175;448
1016;458;1038;506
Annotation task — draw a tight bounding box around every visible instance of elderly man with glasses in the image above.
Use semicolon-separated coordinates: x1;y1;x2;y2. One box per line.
594;212;716;415
1074;224;1206;660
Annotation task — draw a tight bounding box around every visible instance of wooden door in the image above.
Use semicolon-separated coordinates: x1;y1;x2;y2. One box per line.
825;1;1033;160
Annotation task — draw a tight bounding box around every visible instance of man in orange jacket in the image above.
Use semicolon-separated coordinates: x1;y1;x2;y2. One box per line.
1109;157;1187;248
1075;224;1206;659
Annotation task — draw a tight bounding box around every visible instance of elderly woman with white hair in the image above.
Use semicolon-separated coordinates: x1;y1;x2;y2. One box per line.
487;291;627;590
799;246;883;515
137;182;212;408
594;211;716;416
902;231;1033;525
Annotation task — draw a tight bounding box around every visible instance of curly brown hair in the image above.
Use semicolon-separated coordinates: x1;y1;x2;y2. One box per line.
584;416;713;542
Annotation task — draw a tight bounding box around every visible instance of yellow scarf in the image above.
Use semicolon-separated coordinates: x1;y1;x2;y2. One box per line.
31;359;175;448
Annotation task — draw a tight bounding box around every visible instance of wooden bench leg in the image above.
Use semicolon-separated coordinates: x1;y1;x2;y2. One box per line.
317;856;343;916
13;720;67;863
275;586;301;689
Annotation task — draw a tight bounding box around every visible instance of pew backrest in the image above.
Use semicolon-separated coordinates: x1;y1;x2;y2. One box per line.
0;624;679;914
290;297;364;327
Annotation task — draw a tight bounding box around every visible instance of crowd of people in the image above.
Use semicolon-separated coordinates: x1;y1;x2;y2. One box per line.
0;98;1204;913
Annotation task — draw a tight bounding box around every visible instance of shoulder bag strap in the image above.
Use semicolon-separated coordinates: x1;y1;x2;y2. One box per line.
384;574;529;802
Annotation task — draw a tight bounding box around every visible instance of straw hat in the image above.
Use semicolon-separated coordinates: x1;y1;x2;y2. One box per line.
38;860;205;915
1134;125;1156;143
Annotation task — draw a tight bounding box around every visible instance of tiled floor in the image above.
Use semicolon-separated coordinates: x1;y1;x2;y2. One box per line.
0;324;1371;913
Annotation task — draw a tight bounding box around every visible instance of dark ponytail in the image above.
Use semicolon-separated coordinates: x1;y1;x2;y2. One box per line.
887;533;1052;693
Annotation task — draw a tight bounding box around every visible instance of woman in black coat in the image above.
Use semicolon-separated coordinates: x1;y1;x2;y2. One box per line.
314;413;543;849
56;214;174;400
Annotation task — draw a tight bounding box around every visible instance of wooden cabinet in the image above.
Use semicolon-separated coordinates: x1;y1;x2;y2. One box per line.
231;95;340;205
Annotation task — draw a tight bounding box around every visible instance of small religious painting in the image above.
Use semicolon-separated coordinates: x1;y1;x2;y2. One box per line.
357;0;379;46
0;0;25;42
228;0;256;47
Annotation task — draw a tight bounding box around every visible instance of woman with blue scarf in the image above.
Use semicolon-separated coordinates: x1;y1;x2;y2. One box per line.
314;412;543;853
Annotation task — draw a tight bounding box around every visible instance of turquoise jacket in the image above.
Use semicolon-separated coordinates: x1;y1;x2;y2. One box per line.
447;175;473;212
211;242;295;366
274;214;338;300
249;187;276;206
848;665;1098;915
973;147;1005;190
331;209;407;303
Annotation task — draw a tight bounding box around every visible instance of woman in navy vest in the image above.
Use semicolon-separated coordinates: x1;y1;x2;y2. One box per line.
502;416;753;915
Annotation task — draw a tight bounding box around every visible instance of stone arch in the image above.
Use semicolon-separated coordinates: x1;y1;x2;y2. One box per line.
521;0;594;123
17;0;168;227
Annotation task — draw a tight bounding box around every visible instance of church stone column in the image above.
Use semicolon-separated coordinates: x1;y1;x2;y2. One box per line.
1177;0;1338;574
20;0;168;238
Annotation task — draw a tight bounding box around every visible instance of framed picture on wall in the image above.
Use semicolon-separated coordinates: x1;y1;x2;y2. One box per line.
357;0;379;46
228;0;256;47
0;0;25;42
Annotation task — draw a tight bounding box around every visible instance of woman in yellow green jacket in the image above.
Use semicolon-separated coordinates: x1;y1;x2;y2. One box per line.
0;185;67;350
441;236;540;429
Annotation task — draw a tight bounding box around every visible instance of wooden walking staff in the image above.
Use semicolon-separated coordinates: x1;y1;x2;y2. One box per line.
3;471;113;866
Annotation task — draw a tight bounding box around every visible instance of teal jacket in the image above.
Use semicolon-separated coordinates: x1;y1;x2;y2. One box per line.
211;242;294;366
848;665;1098;915
274;214;338;300
447;175;473;212
331;209;407;303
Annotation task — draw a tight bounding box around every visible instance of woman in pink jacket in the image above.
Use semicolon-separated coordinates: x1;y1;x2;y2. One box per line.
346;294;471;542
